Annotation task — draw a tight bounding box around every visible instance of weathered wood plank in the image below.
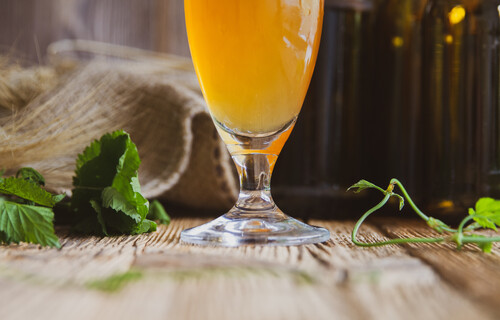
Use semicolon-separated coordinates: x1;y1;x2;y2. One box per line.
374;218;500;317
0;219;495;320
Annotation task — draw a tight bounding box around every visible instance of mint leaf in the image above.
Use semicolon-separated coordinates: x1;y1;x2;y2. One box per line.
0;168;62;248
347;180;384;193
89;200;108;236
0;177;63;207
148;200;170;225
138;219;156;234
75;138;102;175
16;167;45;186
102;187;142;223
0;198;60;248
469;198;500;231
72;130;154;236
101;187;156;235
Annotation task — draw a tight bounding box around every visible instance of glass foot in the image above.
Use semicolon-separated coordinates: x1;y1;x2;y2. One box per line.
180;207;330;247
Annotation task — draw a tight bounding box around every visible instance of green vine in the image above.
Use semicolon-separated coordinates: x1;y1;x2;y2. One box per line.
348;179;500;252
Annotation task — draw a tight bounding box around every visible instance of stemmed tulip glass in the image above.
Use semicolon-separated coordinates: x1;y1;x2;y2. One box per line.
181;0;330;246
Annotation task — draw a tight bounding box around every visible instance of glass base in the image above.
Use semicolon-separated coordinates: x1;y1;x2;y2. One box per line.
180;207;330;247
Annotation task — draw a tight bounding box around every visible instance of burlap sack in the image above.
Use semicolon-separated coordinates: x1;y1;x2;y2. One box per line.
0;51;238;211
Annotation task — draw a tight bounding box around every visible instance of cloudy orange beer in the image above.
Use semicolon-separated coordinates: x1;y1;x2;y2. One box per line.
184;0;324;134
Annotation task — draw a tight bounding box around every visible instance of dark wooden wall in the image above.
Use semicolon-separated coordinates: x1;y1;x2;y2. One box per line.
0;0;190;61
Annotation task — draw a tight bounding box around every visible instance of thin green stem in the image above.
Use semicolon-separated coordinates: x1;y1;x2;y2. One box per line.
352;194;391;247
462;236;500;243
457;215;500;244
457;215;475;235
351;193;446;247
350;178;500;251
372;184;387;194
390;179;430;222
390;179;457;233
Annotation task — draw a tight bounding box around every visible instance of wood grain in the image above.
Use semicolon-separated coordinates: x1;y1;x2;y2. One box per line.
0;219;497;320
0;0;190;62
374;218;500;317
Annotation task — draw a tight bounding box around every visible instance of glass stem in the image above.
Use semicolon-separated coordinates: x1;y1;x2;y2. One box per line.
231;153;277;211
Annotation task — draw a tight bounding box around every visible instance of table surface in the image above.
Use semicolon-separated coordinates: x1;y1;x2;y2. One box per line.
1;218;499;320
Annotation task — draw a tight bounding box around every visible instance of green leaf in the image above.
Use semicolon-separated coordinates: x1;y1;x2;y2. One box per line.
73;131;129;190
393;194;405;211
75;138;102;177
147;200;170;225
72;130;153;236
0;177;63;207
89;200;108;236
347;180;383;193
53;194;66;203
469;198;500;231
138;219;157;234
467;234;493;253
0;198;60;248
479;242;493;253
98;189;157;235
109;134;149;220
101;187;142;223
16;167;45;186
472;214;497;231
0;230;7;242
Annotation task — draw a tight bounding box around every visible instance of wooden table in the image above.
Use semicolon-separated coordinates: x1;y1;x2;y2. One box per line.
1;218;499;320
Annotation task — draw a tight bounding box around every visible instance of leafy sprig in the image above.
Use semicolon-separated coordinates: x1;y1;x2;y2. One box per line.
348;179;500;253
71;130;169;236
0;131;171;248
0;168;62;248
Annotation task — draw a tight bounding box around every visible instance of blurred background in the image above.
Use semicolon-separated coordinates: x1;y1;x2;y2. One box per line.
0;0;189;59
1;0;500;221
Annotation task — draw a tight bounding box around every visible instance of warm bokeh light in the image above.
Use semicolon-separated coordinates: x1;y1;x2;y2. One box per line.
449;5;466;25
392;36;404;47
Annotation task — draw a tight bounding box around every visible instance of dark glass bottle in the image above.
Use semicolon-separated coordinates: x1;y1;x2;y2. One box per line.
371;0;428;199
274;0;500;220
422;0;500;216
273;0;376;219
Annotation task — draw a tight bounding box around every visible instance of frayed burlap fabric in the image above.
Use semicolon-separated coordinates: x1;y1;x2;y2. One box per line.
0;58;238;211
